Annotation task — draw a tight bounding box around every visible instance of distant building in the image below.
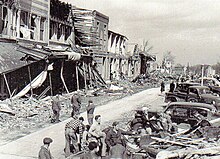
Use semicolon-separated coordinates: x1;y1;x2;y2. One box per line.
72;7;141;81
0;0;49;43
139;51;156;75
173;64;185;76
204;65;215;77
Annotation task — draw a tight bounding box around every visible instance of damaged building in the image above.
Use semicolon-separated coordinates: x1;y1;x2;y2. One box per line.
72;7;143;81
0;0;155;100
0;0;105;100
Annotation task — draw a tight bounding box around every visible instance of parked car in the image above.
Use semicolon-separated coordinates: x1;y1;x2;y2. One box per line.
163;102;219;126
193;77;220;95
165;85;220;109
165;82;200;102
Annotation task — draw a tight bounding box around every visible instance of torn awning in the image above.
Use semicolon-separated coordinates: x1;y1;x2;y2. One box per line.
55;51;81;61
0;42;36;74
12;64;53;99
0;41;45;73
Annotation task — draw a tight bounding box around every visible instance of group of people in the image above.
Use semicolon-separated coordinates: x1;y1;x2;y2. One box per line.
40;89;177;159
38;104;177;159
40;91;97;159
129;107;176;136
64;113;132;159
160;80;176;93
51;92;82;123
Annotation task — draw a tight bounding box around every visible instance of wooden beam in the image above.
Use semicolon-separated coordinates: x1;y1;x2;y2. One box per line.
3;74;12;98
76;63;79;90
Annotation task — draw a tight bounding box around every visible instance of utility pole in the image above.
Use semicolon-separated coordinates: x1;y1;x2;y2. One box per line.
201;64;204;86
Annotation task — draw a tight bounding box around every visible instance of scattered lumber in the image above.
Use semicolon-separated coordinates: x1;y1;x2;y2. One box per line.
156;146;220;159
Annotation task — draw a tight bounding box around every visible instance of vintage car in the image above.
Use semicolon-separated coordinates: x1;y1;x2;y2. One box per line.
165;82;200;102
175;82;200;93
163;102;219;126
193;77;220;95
165;85;220;109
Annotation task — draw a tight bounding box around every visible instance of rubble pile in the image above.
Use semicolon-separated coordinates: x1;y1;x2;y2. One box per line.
99;105;220;159
132;74;162;88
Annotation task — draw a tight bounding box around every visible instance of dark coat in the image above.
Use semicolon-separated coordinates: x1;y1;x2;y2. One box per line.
169;82;175;92
106;128;132;147
38;146;52;159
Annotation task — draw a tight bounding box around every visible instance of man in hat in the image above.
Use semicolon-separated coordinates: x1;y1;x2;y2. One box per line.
38;137;53;159
86;100;95;125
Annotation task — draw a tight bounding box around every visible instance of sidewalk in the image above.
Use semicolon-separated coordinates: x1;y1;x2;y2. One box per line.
0;87;162;159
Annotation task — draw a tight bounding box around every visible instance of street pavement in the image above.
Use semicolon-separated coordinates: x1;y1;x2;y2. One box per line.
0;87;164;159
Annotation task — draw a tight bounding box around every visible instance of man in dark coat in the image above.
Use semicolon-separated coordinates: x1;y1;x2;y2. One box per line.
38;137;53;159
106;121;135;150
86;100;95;125
160;81;165;93
169;81;175;92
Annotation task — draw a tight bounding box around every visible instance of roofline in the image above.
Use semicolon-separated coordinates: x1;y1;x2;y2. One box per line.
108;30;128;40
93;10;109;20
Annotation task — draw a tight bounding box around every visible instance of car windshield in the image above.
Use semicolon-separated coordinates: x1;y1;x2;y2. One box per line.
199;88;212;94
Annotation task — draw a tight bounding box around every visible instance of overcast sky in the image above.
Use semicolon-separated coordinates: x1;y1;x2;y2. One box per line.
63;0;220;65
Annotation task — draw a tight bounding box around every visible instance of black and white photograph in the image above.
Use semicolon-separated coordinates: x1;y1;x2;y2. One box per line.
0;0;220;158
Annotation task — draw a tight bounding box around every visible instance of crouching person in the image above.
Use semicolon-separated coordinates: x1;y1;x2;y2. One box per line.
89;115;107;157
64;113;83;158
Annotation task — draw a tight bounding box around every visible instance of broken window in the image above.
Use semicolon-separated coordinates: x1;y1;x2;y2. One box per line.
30;14;37;39
50;21;58;40
57;23;62;39
40;17;46;41
65;26;71;40
1;5;8;34
20;11;29;38
20;11;28;27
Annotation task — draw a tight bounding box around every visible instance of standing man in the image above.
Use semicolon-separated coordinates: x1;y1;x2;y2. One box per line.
64;113;83;157
89;115;107;157
38;137;53;159
71;92;81;116
86;100;95;125
51;94;61;123
160;81;165;93
169;81;175;92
